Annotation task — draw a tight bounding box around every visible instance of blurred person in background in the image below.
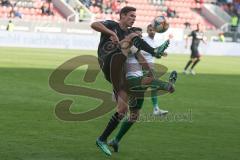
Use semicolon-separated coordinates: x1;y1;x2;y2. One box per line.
79;6;85;22
74;5;85;22
183;23;206;75
231;14;239;32
1;0;11;6
142;24;169;116
231;14;239;42
41;1;54;15
6;20;14;32
9;8;22;19
219;32;225;42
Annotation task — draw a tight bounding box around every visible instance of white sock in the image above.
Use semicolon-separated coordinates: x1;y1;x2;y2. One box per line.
154;106;159;111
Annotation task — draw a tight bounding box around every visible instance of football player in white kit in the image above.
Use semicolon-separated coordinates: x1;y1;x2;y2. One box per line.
143;24;170;116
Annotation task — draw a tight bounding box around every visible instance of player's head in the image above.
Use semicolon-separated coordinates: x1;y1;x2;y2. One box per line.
147;24;156;39
119;6;136;27
131;27;142;37
196;23;205;31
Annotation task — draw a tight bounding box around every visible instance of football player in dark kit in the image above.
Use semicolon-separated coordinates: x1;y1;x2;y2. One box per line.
91;6;170;156
183;23;206;75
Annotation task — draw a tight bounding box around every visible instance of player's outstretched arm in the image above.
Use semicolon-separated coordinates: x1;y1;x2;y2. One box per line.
91;21;113;35
91;22;119;43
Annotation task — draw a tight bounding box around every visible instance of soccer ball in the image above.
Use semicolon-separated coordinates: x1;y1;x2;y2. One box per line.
151;16;169;33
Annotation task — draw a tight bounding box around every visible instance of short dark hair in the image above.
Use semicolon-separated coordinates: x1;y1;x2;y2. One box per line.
120;6;136;19
147;24;153;29
130;27;142;32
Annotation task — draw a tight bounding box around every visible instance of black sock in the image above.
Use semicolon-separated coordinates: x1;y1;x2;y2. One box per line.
132;36;155;55
99;112;124;141
191;59;200;69
184;60;192;70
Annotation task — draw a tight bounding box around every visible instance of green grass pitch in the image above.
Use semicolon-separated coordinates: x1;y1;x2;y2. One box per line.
0;47;240;160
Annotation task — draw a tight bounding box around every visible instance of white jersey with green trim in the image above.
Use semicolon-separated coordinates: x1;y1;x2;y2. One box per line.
125;46;143;78
142;36;157;64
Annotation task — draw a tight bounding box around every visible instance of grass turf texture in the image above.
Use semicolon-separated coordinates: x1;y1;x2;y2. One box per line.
0;47;240;160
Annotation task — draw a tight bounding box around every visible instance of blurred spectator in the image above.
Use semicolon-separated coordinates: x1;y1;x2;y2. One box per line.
75;5;85;22
154;0;165;5
91;0;102;12
120;0;128;8
80;0;92;8
95;0;102;9
14;10;22;19
217;0;240;17
236;3;240;15
87;0;129;14
9;10;15;18
6;20;14;32
111;0;119;14
9;8;22;19
41;2;54;15
102;0;112;14
218;32;225;42
166;7;177;18
79;6;85;21
196;0;204;5
231;14;239;32
1;0;11;7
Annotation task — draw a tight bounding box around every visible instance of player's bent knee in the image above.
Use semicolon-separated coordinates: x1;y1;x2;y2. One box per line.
119;39;132;56
119;39;131;50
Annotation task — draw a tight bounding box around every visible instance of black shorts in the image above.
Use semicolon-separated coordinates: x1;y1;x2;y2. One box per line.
98;48;127;93
191;47;200;58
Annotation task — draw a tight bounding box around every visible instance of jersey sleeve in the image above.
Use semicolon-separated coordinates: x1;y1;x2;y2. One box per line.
101;20;118;30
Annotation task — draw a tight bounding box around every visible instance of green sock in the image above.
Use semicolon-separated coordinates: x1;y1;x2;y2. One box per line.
115;117;134;143
151;96;159;108
151;90;159;108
